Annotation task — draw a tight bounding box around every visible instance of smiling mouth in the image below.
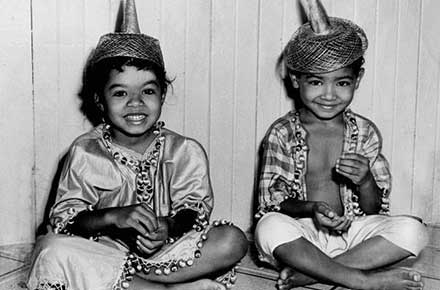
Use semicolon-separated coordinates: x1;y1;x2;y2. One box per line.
125;114;147;122
316;103;339;110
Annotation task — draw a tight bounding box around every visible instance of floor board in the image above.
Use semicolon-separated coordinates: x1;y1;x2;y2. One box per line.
1;225;439;290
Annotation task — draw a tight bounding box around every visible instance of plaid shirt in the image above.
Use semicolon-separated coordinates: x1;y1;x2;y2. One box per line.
256;109;391;219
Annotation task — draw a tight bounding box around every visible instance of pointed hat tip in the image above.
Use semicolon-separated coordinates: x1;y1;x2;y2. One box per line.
121;0;140;33
300;0;331;35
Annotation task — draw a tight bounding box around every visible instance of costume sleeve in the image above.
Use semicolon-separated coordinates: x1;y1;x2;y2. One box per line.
49;144;100;234
256;126;297;218
168;139;213;228
359;123;391;214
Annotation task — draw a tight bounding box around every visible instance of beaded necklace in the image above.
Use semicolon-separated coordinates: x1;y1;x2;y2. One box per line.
102;121;165;207
101;122;238;290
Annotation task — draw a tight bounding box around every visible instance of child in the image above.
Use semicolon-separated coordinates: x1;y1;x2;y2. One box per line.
254;0;428;289
27;1;247;290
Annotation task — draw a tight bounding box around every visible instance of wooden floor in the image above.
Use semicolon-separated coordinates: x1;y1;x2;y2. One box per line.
1;225;439;290
0;243;32;290
234;225;440;290
234;244;440;290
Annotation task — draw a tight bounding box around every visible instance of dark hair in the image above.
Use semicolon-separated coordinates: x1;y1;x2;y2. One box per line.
79;56;173;126
346;56;365;77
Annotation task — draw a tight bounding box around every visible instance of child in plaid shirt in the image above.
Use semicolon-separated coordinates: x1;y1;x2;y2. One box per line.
254;1;428;289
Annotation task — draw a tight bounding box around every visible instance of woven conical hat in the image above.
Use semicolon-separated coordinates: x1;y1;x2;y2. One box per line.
91;0;164;70
285;0;367;73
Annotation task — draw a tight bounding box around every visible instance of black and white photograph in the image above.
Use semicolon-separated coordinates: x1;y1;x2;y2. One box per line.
0;0;439;289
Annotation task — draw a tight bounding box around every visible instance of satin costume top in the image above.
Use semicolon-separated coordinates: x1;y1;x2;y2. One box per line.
49;124;213;249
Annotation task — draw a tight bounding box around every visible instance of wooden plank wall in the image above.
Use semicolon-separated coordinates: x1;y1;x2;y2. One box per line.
0;1;34;244
1;0;439;244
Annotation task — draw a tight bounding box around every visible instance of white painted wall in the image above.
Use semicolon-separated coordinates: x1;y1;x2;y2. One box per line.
1;0;439;244
0;0;34;244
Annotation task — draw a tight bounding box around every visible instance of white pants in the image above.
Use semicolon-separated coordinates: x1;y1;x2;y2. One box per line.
27;225;214;290
255;212;429;267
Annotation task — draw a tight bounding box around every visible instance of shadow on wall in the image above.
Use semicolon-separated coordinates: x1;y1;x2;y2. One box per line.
250;52;301;233
36;50;98;236
36;47;102;236
78;49;103;127
36;152;69;236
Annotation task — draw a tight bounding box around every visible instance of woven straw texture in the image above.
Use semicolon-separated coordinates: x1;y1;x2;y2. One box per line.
284;17;368;73
91;32;164;69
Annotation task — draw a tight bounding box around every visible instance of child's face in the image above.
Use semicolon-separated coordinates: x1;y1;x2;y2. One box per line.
291;66;364;121
102;65;163;143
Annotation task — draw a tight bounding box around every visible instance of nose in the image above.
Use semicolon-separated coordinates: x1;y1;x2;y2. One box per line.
127;92;144;106
321;84;336;101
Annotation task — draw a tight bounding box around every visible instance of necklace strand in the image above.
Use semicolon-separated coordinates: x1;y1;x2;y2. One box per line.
102;121;165;206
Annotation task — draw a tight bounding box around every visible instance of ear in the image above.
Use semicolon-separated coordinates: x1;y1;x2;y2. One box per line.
94;94;104;111
354;68;365;90
289;74;300;89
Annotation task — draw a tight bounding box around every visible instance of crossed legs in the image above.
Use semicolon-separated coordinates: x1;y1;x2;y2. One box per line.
27;224;248;290
255;213;429;290
131;224;248;290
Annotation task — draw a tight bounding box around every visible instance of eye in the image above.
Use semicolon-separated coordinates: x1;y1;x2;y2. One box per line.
112;90;127;97
142;88;157;95
308;80;322;86
337;81;352;87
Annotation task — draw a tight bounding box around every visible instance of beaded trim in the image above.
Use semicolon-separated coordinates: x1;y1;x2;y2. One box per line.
341;111;390;217
216;267;238;289
256;109;390;219
101;122;210;230
343;111;362;218
53;205;99;241
35;280;66;290
102;121;165;207
167;202;210;240
112;220;237;290
100;121;232;289
53;207;78;235
255;111;307;219
290;111;308;200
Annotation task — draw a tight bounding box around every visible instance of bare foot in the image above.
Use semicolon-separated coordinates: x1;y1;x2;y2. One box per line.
365;268;424;290
277;267;316;290
130;277;226;290
168;278;226;290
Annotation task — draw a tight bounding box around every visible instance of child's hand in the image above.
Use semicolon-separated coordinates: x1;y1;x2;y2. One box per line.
312;202;339;227
108;203;158;236
136;217;169;256
312;202;352;233
331;215;352;233
336;153;373;186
